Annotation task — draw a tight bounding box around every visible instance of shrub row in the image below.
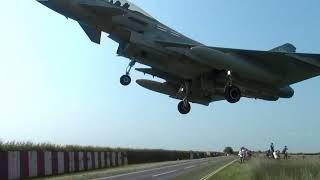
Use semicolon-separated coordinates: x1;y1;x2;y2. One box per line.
0;141;221;165
0;141;122;152
127;150;221;164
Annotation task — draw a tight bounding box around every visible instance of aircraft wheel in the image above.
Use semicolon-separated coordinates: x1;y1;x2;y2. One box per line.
120;75;131;86
225;85;241;103
178;101;191;114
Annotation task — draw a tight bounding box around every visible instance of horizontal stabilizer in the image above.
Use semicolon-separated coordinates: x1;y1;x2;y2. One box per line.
209;46;320;85
286;54;320;68
79;22;101;44
270;43;296;53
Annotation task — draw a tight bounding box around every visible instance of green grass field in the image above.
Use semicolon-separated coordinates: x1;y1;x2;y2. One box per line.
209;155;320;180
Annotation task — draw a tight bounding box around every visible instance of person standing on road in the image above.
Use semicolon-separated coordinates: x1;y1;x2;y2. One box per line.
270;143;275;158
239;147;245;163
273;150;279;159
266;150;271;158
282;146;288;159
270;143;274;152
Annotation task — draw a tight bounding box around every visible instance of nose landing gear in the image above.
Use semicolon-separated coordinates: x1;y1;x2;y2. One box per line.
224;71;241;103
120;75;131;86
225;85;241;103
177;81;192;115
120;60;136;86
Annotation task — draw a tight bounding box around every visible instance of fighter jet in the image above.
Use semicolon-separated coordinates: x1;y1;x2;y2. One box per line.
36;0;320;114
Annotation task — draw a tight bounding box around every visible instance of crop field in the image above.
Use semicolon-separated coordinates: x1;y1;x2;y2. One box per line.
209;155;320;180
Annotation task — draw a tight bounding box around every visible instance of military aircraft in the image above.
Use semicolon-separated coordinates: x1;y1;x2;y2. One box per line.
37;0;320;114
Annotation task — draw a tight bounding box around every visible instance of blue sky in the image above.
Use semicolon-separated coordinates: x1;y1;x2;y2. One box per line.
1;0;320;153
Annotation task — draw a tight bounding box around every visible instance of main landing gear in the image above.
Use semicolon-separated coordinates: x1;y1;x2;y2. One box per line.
224;71;241;103
120;60;136;86
177;81;191;115
178;101;191;115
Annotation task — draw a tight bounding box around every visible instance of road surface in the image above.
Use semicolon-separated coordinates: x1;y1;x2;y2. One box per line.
91;156;236;180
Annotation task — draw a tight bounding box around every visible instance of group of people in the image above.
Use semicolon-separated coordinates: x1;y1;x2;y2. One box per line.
266;143;288;160
237;143;288;163
238;147;251;163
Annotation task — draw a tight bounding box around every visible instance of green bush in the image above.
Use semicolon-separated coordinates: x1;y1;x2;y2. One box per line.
0;141;219;165
0;141;120;152
127;150;191;164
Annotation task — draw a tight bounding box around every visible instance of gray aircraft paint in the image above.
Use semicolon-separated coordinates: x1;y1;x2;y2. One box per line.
36;0;320;113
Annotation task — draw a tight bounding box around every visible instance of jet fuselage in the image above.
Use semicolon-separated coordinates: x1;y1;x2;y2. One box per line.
36;0;296;110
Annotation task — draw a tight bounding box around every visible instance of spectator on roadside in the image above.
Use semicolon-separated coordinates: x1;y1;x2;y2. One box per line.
270;143;275;153
273;151;278;159
282;146;288;159
244;149;248;161
266;150;271;158
239;147;245;163
274;150;281;160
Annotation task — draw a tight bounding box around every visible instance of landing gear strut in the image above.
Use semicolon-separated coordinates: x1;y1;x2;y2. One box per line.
120;60;136;86
177;81;191;115
224;70;241;103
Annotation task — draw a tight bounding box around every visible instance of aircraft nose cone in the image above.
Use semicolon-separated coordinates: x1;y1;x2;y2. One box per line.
36;0;51;6
36;0;56;9
36;0;75;19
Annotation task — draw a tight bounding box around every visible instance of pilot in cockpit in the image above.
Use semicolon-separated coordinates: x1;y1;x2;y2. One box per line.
123;3;130;9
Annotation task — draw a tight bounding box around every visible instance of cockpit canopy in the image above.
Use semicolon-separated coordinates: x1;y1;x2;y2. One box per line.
105;0;154;19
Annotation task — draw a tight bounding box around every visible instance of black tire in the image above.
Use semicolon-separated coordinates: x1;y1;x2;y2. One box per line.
178;101;191;114
120;75;131;86
225;86;241;103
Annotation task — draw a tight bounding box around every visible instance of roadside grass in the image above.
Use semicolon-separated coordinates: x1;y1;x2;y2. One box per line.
207;159;253;180
209;155;320;180
174;156;237;180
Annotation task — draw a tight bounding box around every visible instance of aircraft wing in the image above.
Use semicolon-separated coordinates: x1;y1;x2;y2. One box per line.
156;40;320;86
211;46;320;86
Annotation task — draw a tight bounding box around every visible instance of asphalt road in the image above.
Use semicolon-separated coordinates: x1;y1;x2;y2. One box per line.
92;157;236;180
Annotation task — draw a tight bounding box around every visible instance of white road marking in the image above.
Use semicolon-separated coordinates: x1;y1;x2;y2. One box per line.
152;170;177;177
184;165;196;169
199;159;238;180
92;159;208;180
